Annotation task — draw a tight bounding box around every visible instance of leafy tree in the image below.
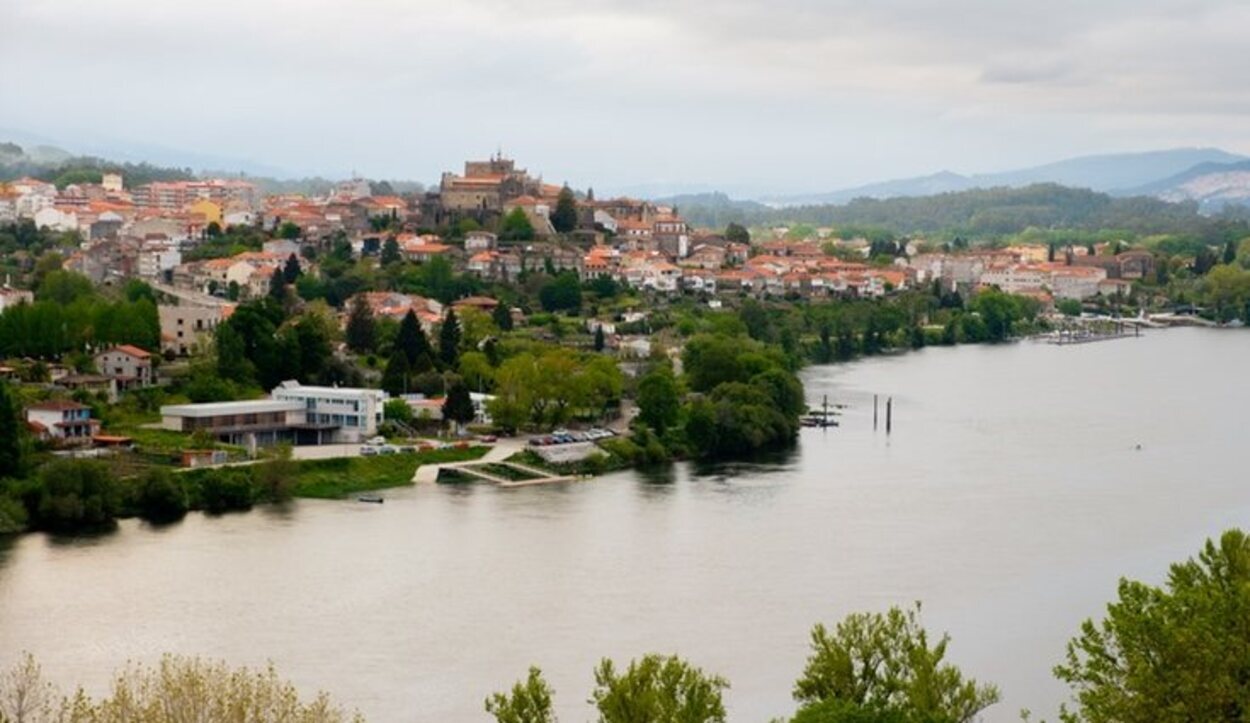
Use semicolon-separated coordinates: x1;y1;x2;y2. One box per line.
443;379;476;430
486;667;556;723
198;469;255;513
457;351;494;392
381;237;402;266
215;321;251;383
500;207;536;242
591;654;728;723
1194;246;1219;275
1223;239;1237;265
277;221;301;239
552;186;578;233
1054;529;1250;723
384;398;413;425
135;468;188;523
539;272;582;312
439;309;462;369
792;604;999;723
36;270;95;304
345;295;377;353
1057;299;1083;317
637;366;680;434
32;459;119;532
725;222;750;244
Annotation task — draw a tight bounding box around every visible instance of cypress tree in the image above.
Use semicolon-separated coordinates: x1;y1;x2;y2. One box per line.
594;325;606;352
345;296;377;353
439;308;461;369
396;310;431;366
381;351;410;396
442;380;476;430
0;383;24;479
492;302;513;331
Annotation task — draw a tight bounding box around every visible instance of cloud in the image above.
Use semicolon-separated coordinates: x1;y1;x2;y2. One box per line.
1;0;1248;192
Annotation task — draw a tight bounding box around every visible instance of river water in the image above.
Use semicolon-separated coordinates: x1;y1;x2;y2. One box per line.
1;328;1247;722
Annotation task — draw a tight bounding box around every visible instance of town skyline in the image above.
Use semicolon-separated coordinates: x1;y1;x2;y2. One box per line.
4;0;1249;195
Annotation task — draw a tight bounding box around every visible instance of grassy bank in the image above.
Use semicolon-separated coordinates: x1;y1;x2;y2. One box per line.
291;447;488;498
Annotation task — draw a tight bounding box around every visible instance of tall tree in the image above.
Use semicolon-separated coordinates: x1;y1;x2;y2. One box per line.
551;185;578;233
1224;239;1237;265
381;351;410;396
0;382;24;479
792;604;999;723
214;321;251;383
396;310;432;366
485;667;555;723
381;236;402;266
443;379;476;431
345;295;377;353
591;654;728;723
499;207;536;242
283;253;302;284
493;302;514;332
1055;529;1250;723
637;365;680;434
268;267;287;302
439;308;462;369
725;222;750;244
593;324;606;352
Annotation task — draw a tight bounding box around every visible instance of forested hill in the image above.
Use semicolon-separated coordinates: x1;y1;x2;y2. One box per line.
678;183;1250;240
0;142;196;187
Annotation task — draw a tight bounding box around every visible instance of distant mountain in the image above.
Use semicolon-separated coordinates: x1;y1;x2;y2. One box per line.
1117;160;1250;211
765;148;1248;206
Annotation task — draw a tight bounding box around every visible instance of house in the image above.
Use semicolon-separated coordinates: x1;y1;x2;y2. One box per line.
0;285;33;313
26;401;100;445
94;345;154;390
159;304;225;356
464;230;498;252
56;374;119;402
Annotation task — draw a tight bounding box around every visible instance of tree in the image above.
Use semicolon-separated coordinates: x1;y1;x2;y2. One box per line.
283;253;302;284
443;379;476;432
205;220;223;238
0;653;59;723
345;295;377;353
552;186;579;233
381;351;411;396
594;324;606;352
36;270;95;304
135;468;189;523
255;444;297;501
384;398;413;426
1054;529;1250;723
439;309;462;369
0;382;24;480
1224;239;1237;265
269;267;288;302
32;459;119;532
396;310;432;366
277;221;301;239
726;222;750;244
215;321;251;383
591;654;728;723
792;604;999;723
381;236;402;266
539;272;582;312
486;667;556;723
499;207;536;242
1057;298;1083;317
493;302;514;331
637;366;680;434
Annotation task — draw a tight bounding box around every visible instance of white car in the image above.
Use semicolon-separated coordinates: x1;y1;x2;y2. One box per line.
365;436;387;446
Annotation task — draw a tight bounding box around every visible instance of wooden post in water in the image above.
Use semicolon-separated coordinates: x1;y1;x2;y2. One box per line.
873;394;879;430
886;397;892;434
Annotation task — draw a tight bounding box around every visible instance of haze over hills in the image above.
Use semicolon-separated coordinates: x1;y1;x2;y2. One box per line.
761;148;1249;207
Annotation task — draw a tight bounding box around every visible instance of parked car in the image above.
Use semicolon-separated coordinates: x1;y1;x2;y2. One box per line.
360;446;379;456
478;435;498;443
377;444;399;455
365;436;387;446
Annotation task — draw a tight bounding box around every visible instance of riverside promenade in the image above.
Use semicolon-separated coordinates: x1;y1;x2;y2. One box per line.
412;439;581;486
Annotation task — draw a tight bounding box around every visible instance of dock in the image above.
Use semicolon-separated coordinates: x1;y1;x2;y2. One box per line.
412;445;579;487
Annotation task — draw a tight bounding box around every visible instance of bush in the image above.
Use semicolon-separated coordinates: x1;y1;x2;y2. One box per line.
32;459;119;532
0;491;28;534
135;468;189;523
196;469;255;513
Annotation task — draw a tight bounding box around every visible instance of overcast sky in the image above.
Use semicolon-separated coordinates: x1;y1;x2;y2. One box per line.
2;0;1248;195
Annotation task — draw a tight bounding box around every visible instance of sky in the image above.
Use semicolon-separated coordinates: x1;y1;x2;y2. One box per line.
2;0;1249;196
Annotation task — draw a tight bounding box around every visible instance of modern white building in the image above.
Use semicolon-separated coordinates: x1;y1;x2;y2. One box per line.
160;382;387;447
270;381;386;443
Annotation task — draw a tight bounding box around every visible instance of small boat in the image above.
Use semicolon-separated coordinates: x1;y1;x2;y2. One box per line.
800;415;839;428
356;495;385;504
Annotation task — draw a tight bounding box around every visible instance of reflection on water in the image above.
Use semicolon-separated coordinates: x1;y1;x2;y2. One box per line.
0;329;1247;723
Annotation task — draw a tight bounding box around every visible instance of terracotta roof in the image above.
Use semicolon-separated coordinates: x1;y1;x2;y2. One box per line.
103;344;151;359
28;400;90;411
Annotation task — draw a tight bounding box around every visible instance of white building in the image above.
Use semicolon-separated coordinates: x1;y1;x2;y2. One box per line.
138;240;182;279
270;380;386;443
0;285;33;313
26;400;100;445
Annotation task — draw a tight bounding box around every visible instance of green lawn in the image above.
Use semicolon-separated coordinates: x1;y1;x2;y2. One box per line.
292;446;489;499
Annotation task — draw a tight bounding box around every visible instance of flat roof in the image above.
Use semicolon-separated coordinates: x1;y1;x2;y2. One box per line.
161;400;304;418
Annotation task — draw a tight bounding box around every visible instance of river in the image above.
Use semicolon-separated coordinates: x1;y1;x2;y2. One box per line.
1;328;1247;722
